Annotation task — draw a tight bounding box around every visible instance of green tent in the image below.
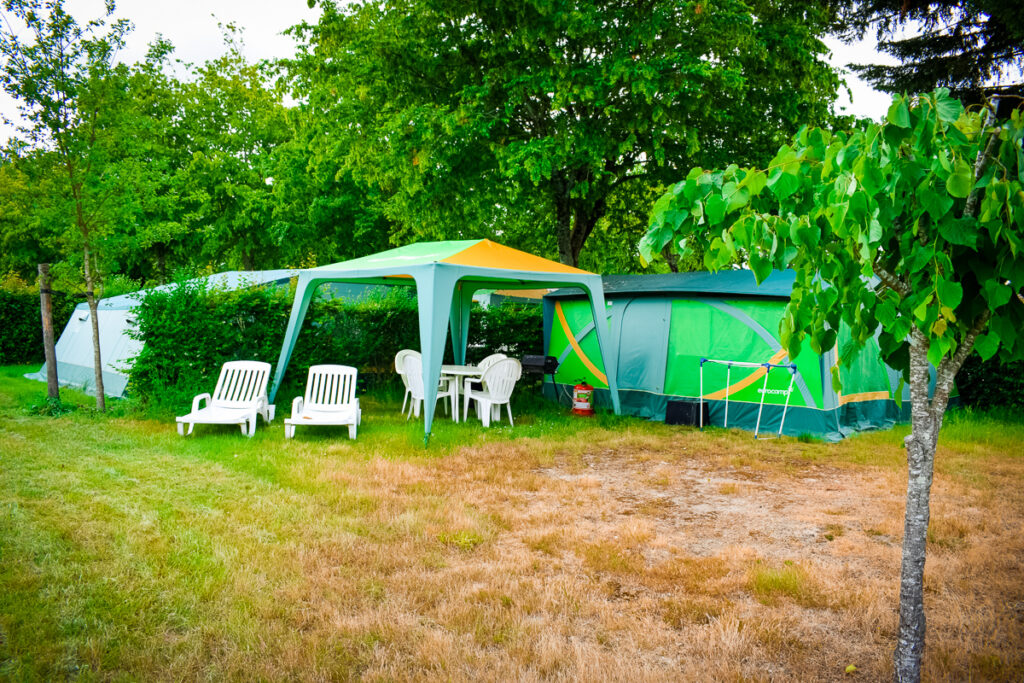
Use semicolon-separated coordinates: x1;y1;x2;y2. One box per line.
270;240;621;440
544;271;924;441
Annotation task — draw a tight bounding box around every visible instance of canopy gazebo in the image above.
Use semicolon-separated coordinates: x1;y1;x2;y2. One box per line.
269;240;621;441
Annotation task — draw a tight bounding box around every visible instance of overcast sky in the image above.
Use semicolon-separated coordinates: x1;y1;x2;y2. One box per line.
1;1;894;145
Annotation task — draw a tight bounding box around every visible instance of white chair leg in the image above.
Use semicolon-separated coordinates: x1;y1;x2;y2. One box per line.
463;392;470;422
177;422;185;436
285;424;293;439
349;424;357;439
507;403;514;427
481;400;492;427
401;390;408;415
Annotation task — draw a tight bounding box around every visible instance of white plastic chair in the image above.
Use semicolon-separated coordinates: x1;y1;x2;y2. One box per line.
176;361;275;437
404;355;456;420
462;358;522;427
284;364;361;439
462;352;507;396
395;349;418;415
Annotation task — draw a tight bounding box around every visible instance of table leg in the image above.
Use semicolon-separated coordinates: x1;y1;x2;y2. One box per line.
453;376;459;422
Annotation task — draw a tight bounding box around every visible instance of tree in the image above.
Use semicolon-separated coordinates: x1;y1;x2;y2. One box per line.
641;89;1023;681
0;0;134;409
290;0;842;266
0;144;63;277
174;27;292;271
833;1;1024;110
97;39;197;285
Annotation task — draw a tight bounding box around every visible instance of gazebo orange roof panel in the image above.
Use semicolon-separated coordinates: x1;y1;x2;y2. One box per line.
439;239;591;274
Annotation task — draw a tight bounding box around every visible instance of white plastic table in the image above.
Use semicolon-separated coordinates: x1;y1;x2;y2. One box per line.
441;364;484;422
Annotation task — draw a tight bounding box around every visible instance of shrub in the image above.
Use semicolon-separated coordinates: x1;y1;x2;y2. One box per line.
0;284;77;365
956;354;1024;413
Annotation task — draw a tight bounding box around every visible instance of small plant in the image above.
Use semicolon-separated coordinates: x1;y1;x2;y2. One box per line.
437;529;486;551
823;523;845;541
748;560;824;607
28;397;74;417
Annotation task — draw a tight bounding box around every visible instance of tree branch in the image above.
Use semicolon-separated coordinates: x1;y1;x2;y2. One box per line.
964;112;1000;219
874;262;911;298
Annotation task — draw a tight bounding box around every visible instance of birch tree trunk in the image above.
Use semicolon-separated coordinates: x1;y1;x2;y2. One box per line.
893;332;935;681
82;245;106;411
893;316;984;681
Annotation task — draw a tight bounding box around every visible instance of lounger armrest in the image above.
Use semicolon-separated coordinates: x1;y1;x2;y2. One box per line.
291;396;304;417
191;393;211;413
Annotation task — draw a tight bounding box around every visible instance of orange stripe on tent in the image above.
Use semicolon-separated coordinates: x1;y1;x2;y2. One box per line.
442;239;592;274
838;391;890;406
702;349;790;400
832;349;890;406
555;301;608;385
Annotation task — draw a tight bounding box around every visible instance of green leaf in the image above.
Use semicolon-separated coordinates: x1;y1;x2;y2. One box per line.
767;171;799;200
982;279;1012;308
868;219;883;244
973;333;999;361
886;98;910;128
936;218;978;248
927;336;949;366
933;88;963;124
739;169;768;195
945;158;973;198
918;186;954;221
704;194;727;226
724;184;751;213
749;253;772;283
913;296;930;321
935;279;963;309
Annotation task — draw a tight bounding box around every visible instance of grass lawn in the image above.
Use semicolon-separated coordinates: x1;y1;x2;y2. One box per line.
1;364;1022;681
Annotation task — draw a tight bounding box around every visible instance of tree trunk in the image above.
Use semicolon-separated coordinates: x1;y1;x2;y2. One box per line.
892;320;975;682
663;248;680;273
554;174;577;266
82;246;106;411
893;332;937;682
38;263;60;400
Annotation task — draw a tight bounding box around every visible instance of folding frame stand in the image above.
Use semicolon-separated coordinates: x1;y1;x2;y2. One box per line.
699;358;798;439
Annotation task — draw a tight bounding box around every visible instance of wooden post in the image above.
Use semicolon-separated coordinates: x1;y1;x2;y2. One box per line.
38;263;60;400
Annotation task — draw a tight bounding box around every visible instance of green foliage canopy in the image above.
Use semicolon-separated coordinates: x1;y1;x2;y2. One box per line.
642;89;1023;374
288;0;841;266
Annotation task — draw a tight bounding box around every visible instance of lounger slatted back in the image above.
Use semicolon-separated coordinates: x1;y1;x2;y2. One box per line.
306;365;358;410
214;363;270;408
284;364;361;439
176;360;274;437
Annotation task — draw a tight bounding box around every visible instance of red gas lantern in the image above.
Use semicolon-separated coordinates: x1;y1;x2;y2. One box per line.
572;380;595;416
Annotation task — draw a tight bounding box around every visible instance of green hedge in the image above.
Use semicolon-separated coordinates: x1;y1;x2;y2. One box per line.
127;280;544;410
956;355;1024;412
0;290;77;364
